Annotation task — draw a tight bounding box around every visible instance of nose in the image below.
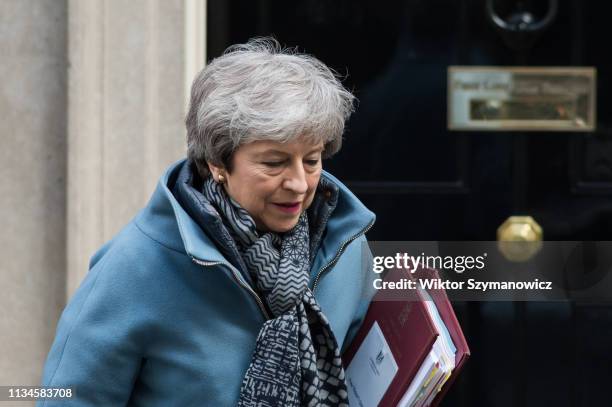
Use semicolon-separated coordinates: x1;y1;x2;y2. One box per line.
282;162;308;195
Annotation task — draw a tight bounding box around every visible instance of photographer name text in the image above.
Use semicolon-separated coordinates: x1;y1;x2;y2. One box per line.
373;278;553;292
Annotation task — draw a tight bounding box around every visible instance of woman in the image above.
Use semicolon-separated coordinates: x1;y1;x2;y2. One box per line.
39;38;376;406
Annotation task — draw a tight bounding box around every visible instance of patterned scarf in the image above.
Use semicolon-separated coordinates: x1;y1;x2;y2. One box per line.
201;177;349;407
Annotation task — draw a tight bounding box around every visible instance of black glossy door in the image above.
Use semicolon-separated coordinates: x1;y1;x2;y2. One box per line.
208;1;612;405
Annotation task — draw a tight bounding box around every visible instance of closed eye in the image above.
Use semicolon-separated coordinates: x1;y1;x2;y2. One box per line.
262;161;285;168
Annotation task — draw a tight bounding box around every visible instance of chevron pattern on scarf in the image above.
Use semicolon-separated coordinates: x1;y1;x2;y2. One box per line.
201;177;348;406
202;177;258;248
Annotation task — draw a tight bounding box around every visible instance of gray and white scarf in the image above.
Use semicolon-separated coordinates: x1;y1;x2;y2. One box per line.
202;177;349;407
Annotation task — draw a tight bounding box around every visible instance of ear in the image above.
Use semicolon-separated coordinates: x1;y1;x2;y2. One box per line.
207;162;225;181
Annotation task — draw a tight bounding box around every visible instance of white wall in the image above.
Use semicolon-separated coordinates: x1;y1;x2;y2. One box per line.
0;0;68;393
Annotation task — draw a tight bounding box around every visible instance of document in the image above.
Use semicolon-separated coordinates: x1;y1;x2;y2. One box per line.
346;322;399;407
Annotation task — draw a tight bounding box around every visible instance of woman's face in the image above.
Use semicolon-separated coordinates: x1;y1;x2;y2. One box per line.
209;138;324;233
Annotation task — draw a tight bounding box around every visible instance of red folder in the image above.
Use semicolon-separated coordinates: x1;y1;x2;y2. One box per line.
343;268;470;407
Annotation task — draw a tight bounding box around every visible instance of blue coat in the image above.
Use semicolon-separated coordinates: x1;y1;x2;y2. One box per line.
38;159;376;406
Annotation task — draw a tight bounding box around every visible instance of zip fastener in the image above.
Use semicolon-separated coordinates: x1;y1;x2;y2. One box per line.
311;219;375;293
191;257;271;320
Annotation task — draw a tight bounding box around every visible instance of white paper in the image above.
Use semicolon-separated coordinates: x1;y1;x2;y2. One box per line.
397;353;438;407
346;321;399;407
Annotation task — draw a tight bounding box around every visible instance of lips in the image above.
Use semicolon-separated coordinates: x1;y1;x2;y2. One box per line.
272;202;301;214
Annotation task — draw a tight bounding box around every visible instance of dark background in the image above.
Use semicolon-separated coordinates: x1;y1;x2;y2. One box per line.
207;0;612;405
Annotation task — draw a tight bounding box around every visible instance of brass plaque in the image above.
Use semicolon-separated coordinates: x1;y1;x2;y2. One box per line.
448;66;596;131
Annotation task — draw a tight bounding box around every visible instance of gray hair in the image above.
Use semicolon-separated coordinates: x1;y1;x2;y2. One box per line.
185;37;356;177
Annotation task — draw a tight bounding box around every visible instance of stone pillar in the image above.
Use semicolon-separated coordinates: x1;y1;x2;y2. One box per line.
66;0;206;294
0;0;205;394
0;0;68;393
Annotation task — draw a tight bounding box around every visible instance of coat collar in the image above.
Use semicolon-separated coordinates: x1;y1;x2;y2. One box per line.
135;159;376;280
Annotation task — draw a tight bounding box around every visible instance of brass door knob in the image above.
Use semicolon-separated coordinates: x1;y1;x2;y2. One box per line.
497;216;543;262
